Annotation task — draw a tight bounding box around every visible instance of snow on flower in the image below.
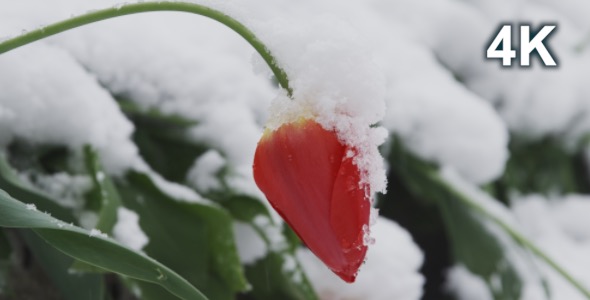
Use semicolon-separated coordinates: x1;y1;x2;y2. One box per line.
243;5;388;282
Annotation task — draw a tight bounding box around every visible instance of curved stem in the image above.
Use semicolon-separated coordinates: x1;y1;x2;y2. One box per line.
429;170;590;299
0;1;293;96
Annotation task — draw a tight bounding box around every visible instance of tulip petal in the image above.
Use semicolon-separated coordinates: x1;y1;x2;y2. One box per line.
330;153;370;281
253;119;370;282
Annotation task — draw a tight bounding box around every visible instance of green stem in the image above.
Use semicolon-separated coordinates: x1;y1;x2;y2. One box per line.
0;1;293;96
428;170;590;299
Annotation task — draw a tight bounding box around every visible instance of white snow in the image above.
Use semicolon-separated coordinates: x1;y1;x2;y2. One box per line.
186;150;226;193
146;170;207;204
446;265;493;300
253;215;288;252
512;195;590;300
377;0;590;146
550;195;590;242
232;215;293;265
19;171;92;211
0;0;275;179
0;41;140;175
96;171;105;182
232;221;267;264
89;228;108;239
113;207;149;251
297;217;424;300
50;9;274;171
361;0;510;184
78;211;99;230
383;77;509;184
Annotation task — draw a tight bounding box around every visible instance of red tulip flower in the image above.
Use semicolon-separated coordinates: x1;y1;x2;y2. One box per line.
253;118;371;283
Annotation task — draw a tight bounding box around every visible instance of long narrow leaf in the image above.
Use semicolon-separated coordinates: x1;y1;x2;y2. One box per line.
84;146;122;234
70;147;124;273
0;189;208;300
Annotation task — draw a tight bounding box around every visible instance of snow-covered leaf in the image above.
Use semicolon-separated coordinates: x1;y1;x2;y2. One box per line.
387;140;548;300
0;151;75;223
124;103;208;183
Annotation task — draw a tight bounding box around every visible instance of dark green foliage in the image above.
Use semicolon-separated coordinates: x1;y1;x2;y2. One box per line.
119;98;207;183
116;171;248;299
497;137;590;197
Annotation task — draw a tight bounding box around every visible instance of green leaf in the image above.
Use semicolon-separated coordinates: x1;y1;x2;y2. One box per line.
131;280;187;300
244;252;316;300
84;146;122;234
0;152;75;223
70;146;123;273
20;229;105;300
0;188;208;300
223;195;270;223
115;171;248;299
244;252;317;300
